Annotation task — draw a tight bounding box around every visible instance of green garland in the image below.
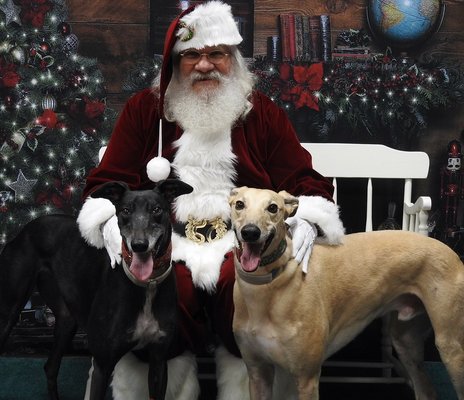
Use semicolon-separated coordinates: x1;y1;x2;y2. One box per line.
251;55;464;148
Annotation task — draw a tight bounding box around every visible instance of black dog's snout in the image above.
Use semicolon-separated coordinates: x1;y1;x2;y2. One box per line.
241;224;261;242
131;239;149;253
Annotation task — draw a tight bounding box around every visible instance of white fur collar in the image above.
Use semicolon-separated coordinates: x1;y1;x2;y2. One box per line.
172;129;236;222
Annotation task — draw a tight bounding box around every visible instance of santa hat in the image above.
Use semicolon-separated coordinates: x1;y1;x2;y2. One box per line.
149;1;243;183
172;1;243;54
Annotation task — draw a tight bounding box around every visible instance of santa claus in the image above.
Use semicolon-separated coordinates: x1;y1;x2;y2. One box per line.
77;1;344;399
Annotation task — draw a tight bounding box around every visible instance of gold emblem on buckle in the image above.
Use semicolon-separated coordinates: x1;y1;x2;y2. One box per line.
185;216;228;243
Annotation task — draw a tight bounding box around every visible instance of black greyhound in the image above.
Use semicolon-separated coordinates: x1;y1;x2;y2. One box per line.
0;179;193;400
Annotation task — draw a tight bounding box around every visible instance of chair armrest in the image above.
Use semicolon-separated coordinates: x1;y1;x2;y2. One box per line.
403;196;432;236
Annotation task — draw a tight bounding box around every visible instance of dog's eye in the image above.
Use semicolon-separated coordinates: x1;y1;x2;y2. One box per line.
235;200;245;210
121;207;131;215
267;204;278;214
152;207;162;215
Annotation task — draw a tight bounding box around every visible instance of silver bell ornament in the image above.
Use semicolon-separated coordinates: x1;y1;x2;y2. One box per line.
41;94;57;111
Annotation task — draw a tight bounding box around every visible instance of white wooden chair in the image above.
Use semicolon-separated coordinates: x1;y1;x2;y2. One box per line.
302;142;432;384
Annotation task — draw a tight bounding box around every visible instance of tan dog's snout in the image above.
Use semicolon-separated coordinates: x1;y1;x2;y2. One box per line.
240;224;262;243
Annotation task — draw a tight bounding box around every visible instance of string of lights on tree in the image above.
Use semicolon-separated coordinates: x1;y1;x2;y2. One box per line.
0;0;117;248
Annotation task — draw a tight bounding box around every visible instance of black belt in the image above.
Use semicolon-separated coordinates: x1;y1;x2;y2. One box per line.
173;217;231;244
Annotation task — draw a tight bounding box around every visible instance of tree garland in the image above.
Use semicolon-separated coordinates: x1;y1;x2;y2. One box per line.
251;54;464;148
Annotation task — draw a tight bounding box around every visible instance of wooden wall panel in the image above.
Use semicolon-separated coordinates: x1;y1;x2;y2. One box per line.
67;0;149;23
67;0;151;111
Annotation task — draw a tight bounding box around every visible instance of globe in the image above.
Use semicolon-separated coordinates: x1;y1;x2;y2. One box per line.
366;0;445;49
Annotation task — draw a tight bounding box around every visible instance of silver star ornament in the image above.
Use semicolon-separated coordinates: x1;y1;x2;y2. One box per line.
0;0;21;26
7;169;37;201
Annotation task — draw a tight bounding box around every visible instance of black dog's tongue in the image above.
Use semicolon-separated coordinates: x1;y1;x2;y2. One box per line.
240;242;263;272
129;253;153;281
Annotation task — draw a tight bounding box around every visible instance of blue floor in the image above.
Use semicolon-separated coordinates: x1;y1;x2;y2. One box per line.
0;356;457;400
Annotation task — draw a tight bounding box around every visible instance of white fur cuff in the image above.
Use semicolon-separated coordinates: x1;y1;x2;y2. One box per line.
296;196;345;245
77;197;116;248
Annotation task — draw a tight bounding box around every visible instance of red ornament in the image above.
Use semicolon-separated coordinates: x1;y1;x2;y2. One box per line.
36;109;58;129
69;71;84;88
57;22;71;36
4;93;16;110
39;41;51;55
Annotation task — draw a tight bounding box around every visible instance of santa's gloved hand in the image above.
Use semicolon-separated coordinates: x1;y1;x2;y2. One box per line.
286;216;317;273
77;196;121;268
101;215;122;268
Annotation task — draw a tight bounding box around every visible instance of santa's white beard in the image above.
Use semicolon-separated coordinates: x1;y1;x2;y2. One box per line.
164;70;248;137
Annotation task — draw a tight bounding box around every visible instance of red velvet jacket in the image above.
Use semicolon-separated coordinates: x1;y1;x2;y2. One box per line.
83;88;334;200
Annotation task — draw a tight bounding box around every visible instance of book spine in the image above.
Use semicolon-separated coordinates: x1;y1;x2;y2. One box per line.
267;35;281;62
308;15;322;62
288;13;296;61
331;52;372;59
294;14;304;61
302;16;311;62
279;14;291;62
320;14;332;62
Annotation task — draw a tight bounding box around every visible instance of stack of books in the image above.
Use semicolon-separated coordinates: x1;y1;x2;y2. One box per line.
278;13;332;63
331;45;372;61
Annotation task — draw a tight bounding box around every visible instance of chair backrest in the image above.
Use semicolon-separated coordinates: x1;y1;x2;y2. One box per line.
302;143;432;235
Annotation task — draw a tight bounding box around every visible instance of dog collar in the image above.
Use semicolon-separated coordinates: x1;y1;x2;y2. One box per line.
234;239;287;285
121;242;173;289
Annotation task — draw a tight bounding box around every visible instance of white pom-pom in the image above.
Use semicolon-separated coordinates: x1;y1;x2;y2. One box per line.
147;156;171;182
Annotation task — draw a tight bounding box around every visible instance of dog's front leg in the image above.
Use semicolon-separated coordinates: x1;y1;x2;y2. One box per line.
295;372;321;400
247;362;274;400
147;352;168;400
88;358;114;400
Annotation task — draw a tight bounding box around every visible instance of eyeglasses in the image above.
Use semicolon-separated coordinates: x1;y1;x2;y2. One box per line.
179;50;230;65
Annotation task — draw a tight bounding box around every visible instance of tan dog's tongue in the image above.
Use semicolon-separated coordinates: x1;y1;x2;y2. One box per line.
129;253;154;281
240;242;262;272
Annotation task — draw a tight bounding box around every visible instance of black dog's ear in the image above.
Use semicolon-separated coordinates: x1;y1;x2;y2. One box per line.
90;181;129;204
157;179;193;203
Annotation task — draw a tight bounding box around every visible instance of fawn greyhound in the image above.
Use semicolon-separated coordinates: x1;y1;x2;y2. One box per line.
0;179;192;400
230;186;464;400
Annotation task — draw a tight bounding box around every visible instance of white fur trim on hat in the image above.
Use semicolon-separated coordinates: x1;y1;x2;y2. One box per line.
295;195;345;245
173;1;243;54
77;196;116;248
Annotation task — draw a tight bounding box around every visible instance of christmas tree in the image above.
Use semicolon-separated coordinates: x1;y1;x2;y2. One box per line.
0;0;116;249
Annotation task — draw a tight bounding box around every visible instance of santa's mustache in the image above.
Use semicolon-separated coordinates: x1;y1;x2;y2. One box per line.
189;71;225;84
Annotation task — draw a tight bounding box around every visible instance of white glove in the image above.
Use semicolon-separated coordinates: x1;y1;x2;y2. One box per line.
101;215;122;268
286;216;317;273
77;196;122;268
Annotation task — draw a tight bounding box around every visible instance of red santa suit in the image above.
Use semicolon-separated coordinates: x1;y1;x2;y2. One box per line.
79;2;344;399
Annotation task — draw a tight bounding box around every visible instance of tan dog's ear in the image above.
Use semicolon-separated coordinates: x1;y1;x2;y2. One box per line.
229;186;247;205
278;191;299;218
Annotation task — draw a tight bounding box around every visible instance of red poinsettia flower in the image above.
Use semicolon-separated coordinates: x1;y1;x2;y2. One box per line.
0;59;21;88
84;97;106;119
36;179;74;208
68;96;106;136
280;63;324;111
18;0;54;28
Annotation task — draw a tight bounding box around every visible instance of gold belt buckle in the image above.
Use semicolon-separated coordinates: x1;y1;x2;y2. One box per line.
185;216;228;243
